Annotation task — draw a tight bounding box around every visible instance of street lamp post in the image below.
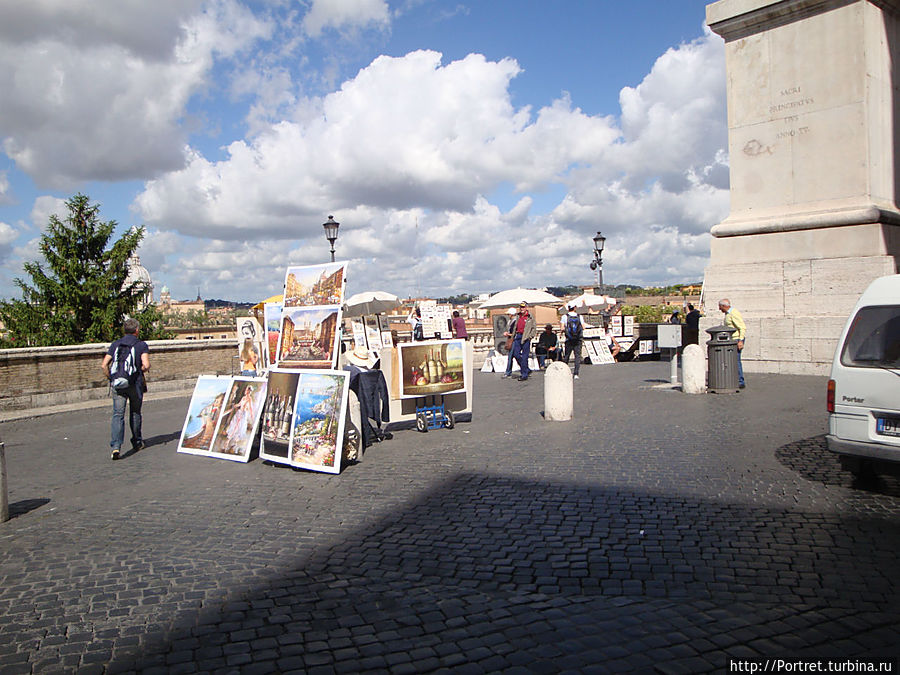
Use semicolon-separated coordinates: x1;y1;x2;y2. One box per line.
590;231;606;291
323;215;340;262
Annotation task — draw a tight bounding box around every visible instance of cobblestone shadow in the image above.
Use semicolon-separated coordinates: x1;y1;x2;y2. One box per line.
775;435;900;498
99;473;900;674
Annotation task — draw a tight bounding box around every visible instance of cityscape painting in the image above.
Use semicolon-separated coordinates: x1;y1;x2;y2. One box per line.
282;262;346;307
276;306;340;369
264;301;282;366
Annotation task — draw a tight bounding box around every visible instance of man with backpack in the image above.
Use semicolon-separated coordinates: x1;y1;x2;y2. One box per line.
101;318;150;460
561;304;585;379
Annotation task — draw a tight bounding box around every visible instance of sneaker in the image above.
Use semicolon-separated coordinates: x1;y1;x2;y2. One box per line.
574;374;580;380
110;449;120;460
132;440;146;451
517;375;529;381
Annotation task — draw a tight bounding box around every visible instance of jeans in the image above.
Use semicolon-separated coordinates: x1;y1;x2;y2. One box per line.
737;346;745;386
111;384;143;450
512;335;531;378
563;339;582;376
504;348;516;376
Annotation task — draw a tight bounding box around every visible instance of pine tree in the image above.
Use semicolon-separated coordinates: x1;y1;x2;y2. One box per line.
0;193;150;346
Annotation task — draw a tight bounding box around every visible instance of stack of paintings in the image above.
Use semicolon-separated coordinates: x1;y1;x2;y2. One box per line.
177;261;352;474
275;262;346;369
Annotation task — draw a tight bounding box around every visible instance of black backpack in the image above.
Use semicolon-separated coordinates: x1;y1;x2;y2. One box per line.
110;342;139;390
565;314;583;341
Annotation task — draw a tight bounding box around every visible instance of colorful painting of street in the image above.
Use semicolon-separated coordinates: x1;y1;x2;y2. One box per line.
289;371;348;474
276;306;340;369
282;262;346;307
264;301;282;366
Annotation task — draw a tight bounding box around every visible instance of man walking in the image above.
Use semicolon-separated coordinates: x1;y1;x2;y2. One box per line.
101;317;150;459
561;304;585;379
512;302;536;381
718;298;746;388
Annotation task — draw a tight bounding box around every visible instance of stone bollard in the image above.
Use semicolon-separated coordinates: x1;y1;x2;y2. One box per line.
1;442;7;523
682;344;706;394
544;361;573;421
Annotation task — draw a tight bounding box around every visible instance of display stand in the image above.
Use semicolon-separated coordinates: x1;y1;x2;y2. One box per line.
378;341;474;427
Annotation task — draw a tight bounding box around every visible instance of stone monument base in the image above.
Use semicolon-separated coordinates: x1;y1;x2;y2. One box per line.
701;223;899;376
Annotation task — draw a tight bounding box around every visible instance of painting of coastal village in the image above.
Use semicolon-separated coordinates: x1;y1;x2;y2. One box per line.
282;262;346;307
178;376;233;454
289;371;348;474
208;377;268;462
276;306;340;369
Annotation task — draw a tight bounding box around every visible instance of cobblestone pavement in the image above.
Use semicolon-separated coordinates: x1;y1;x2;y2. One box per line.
1;361;898;674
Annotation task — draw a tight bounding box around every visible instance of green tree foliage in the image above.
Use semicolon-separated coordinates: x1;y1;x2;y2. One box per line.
0;194;151;346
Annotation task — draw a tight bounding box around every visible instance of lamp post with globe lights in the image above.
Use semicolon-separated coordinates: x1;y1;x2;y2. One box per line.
589;231;606;291
323;216;340;262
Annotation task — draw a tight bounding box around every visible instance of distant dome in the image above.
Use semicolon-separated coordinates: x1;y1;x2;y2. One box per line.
124;251;154;310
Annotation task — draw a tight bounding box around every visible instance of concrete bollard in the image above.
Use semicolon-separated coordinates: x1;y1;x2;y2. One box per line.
544;361;573;421
1;442;7;523
682;344;706;394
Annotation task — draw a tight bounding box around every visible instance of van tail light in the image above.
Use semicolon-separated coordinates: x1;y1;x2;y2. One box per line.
827;379;835;413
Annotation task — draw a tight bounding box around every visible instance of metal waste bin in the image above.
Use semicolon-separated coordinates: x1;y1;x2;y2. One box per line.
706;325;740;393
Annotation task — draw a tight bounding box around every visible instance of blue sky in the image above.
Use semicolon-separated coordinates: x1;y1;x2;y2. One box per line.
0;0;727;302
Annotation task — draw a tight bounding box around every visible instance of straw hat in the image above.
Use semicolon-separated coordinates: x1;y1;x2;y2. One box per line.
346;344;376;368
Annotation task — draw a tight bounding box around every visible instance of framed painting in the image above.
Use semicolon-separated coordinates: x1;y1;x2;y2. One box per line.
398;339;467;398
263;302;282;367
276;306;341;369
282;262;347;308
259;369;300;463
236;316;266;375
208;377;268;462
350;317;367;349
288;370;349;474
178;376;233;456
364;315;383;351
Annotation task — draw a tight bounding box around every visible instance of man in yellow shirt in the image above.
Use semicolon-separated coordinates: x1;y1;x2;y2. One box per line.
718;298;746;388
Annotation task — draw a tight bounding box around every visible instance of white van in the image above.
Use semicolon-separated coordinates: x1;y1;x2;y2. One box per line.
827;274;900;477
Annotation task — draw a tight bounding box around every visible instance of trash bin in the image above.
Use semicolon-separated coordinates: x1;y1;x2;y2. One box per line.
706;325;740;393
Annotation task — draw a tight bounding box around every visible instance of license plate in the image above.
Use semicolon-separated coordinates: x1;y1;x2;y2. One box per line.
876;417;900;437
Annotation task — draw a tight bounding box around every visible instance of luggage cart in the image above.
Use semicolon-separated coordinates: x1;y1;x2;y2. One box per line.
414;395;455;432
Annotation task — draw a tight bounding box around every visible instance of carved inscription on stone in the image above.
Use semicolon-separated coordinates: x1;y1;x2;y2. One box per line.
772;86;812;140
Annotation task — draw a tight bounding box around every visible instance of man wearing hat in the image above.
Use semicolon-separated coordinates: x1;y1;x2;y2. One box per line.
511;301;537;381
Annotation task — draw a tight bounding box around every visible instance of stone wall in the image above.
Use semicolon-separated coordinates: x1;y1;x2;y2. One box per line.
0;331;501;412
0;339;238;411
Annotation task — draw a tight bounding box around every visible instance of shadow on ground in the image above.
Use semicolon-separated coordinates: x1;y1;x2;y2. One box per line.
776;435;900;498
6;498;50;519
105;472;900;673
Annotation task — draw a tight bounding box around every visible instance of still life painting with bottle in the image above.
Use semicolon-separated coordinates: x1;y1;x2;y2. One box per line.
398;339;467;398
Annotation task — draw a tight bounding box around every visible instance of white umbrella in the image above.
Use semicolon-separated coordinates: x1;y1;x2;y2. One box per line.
562;293;617;313
343;290;401;317
478;288;563;310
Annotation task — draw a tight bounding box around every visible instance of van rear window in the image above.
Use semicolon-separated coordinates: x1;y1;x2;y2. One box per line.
840;305;900;368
